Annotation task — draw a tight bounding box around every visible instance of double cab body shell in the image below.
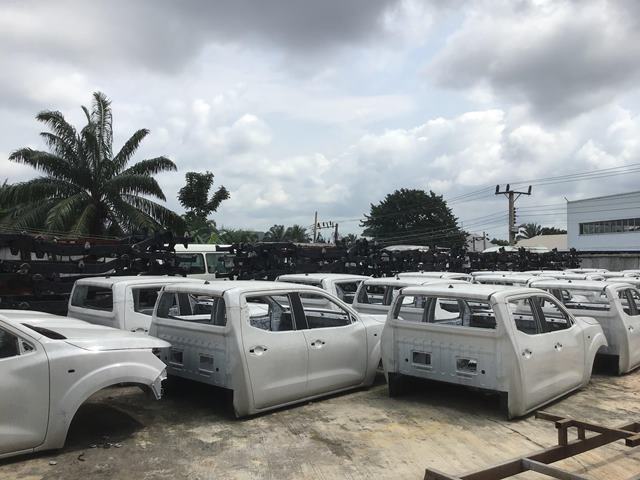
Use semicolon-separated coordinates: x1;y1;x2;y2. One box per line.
0;310;168;459
68;276;203;333
352;277;468;316
276;273;369;304
397;271;472;282
530;279;640;374
381;284;606;418
149;281;383;417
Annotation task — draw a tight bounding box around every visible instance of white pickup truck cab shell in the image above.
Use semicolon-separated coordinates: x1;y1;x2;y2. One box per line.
474;274;554;287
174;244;234;279
68;276;203;333
397;271;472;282
149;281;383;417
381;284;606;419
276;273;369;304
0;310;169;459
530;279;640;374
525;271;605;281
352;277;468;316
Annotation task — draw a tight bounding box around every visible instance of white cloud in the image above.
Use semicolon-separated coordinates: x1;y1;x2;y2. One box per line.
429;0;640;121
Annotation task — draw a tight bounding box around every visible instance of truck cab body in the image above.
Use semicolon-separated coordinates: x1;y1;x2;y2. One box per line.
381;284;606;418
149;281;382;417
174;244;234;280
530;279;640;374
276;273;369;304
68;276;203;333
352;277;468;316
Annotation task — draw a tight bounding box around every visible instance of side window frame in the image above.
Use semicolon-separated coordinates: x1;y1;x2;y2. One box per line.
508;296;544;336
244;292;298;333
0;326;23;359
295;290;356;330
531;295;574;333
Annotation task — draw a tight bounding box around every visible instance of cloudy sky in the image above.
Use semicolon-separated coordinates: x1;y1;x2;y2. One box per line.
2;0;640;241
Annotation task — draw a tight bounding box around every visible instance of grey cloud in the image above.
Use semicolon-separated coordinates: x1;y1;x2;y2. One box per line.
1;0;404;74
428;0;640;122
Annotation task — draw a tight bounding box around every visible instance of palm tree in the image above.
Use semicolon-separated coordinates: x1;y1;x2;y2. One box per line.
284;224;310;243
263;224;286;242
517;222;543;240
0;92;182;236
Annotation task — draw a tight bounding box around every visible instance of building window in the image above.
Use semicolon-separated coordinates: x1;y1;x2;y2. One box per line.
579;217;640;235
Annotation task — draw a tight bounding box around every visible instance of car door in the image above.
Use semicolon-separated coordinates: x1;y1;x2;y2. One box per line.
241;293;309;410
509;295;584;412
295;291;367;396
0;324;49;456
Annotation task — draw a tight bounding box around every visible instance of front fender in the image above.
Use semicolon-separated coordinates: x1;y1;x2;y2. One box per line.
41;355;166;451
585;330;608;382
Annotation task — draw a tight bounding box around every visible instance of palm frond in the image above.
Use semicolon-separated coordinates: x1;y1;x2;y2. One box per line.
118;156;176;177
11;200;57;230
39;132;78;165
35;110;77;146
0;177;79;206
45;193;89;231
8;149;77;183
104;174;166;200
70;203;97;235
121;194;185;231
112;129;149;173
90;91;113;161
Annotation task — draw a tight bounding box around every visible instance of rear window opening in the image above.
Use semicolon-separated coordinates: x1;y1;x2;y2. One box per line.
393;295;496;329
71;285;114;312
22;324;67;340
156;291;227;326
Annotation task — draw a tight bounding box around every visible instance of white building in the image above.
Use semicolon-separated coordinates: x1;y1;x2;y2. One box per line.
568;191;640;251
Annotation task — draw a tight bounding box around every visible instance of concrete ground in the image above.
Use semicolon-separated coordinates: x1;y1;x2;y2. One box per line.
2;371;640;480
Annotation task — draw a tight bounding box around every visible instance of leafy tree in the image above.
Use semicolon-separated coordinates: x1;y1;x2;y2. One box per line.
284;224;310;243
541;226;567;235
342;233;358;244
0;92;181;235
516;222;543;240
216;228;259;244
178;171;229;242
490;238;510;247
263;224;286;242
361;188;465;248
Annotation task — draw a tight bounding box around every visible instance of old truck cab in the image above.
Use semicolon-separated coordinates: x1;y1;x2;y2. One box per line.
149;281;383;417
381;284;606;418
68;276;203;332
530;279;640;374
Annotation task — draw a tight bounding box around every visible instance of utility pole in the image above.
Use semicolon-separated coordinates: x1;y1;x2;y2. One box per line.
313;211;318;243
495;184;532;245
334;223;339;244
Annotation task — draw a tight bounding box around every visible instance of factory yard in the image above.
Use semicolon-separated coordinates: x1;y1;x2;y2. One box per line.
2;371;640;480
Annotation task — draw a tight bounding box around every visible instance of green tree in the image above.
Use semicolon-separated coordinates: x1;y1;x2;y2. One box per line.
216;228;259;244
517;222;543;240
263;224;286;242
284;224;310;242
342;233;358;244
361;188;465;248
178;171;229;242
0;92;181;235
490;238;510;247
541;226;567;235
